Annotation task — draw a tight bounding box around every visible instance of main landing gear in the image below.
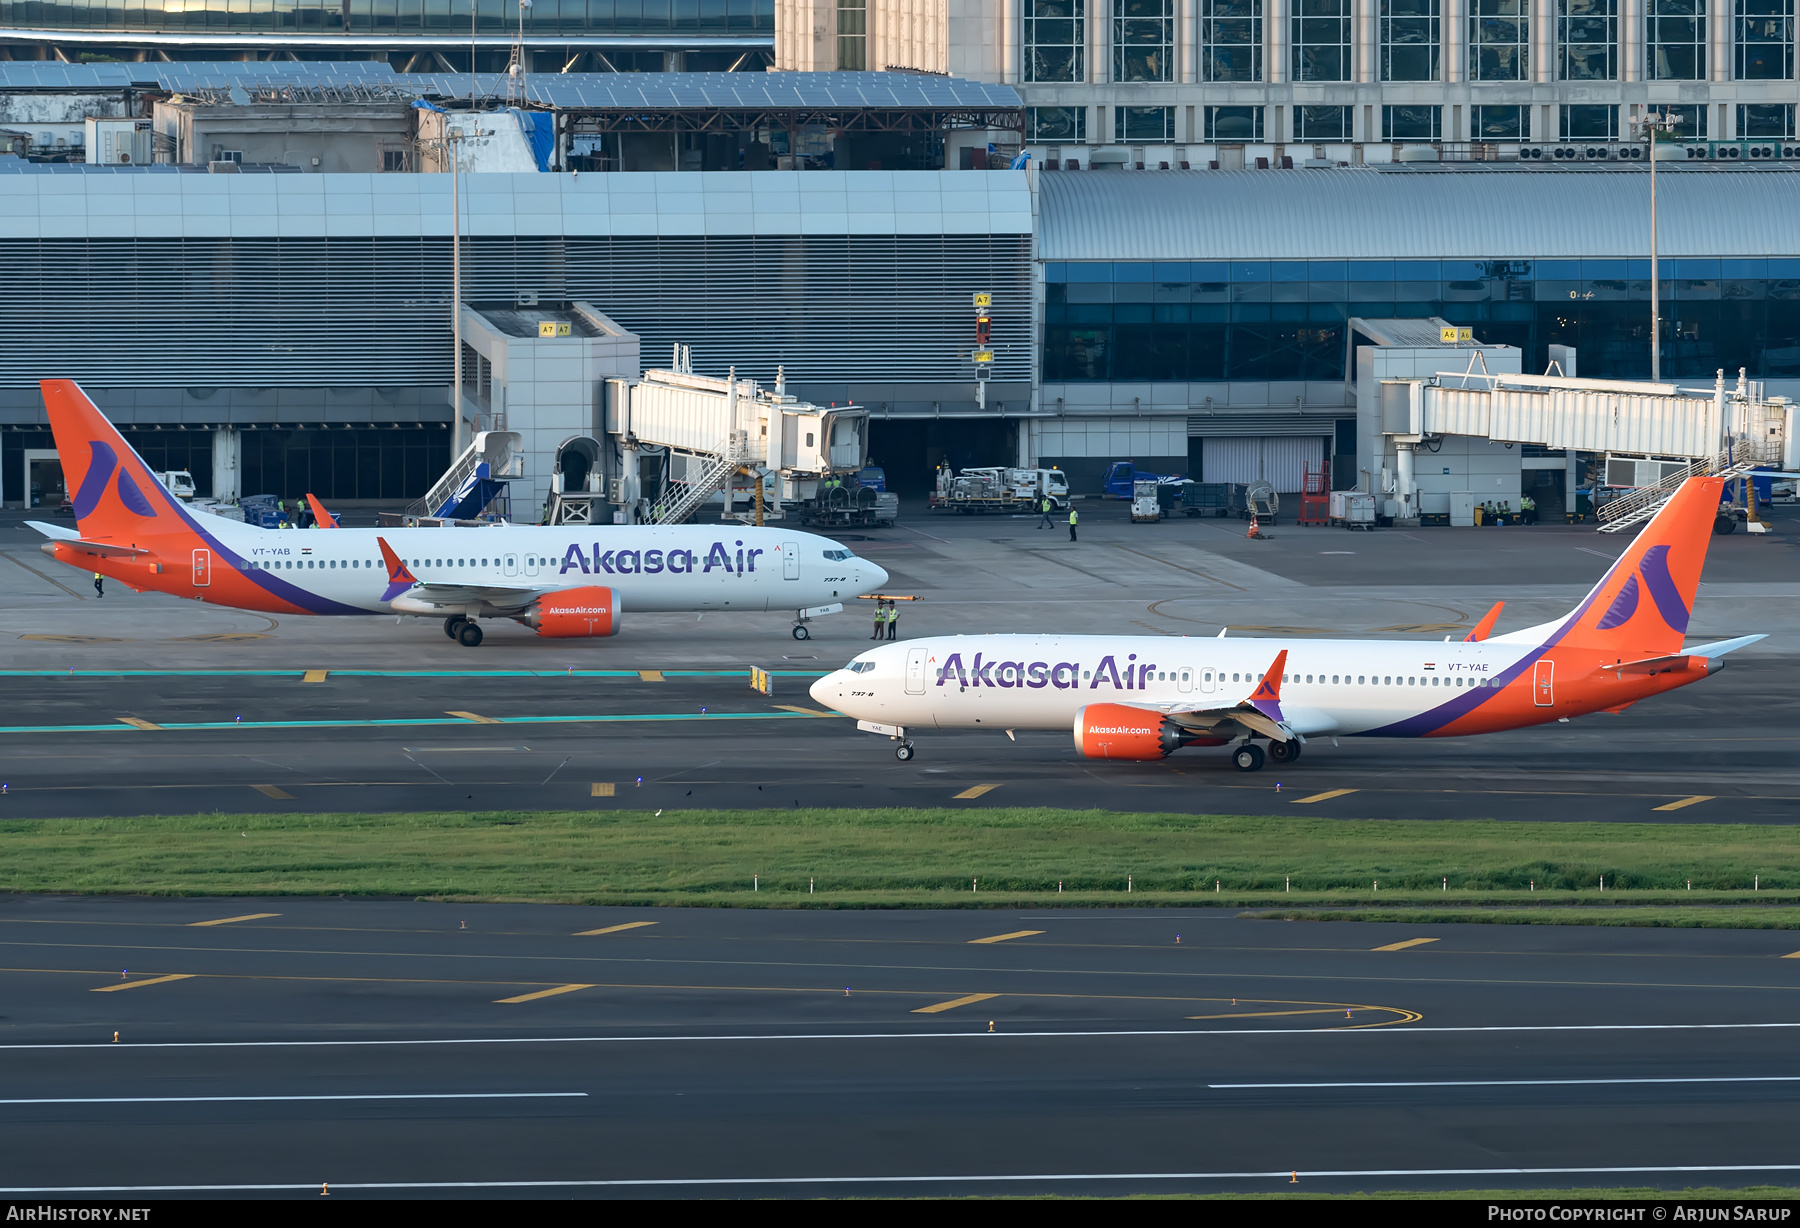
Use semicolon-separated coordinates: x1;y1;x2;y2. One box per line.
1267;739;1302;765
1232;744;1265;772
444;615;483;647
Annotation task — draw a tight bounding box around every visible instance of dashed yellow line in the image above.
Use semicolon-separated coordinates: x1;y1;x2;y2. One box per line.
912;993;999;1014
772;705;836;717
495;983;594;1004
116;717;161;731
189;913;280;928
1372;938;1439;952
302;670;328;683
590;782;615;797
1653;795;1714;812
954;783;1002;799
573;922;658;937
969;930;1044;945
638;671;664;682
1293;788;1359;804
446;710;501;724
92;974;194;993
250;785;293;799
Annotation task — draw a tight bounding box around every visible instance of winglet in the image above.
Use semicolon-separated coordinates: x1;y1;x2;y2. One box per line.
1248;649;1288;721
305;494;339;529
375;536;418;603
1464;601;1504;643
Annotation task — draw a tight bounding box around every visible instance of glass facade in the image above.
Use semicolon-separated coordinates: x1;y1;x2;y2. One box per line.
1384;103;1442;138
1293;0;1353;80
1559;0;1618;79
1115;0;1175;81
1648;0;1707;78
0;0;769;35
1473;103;1529;137
242;427;447;502
1203;0;1264;81
1657;102;1708;136
1294;103;1352;138
1470;0;1530;79
1042;259;1800;384
1738;101;1796;134
836;0;866;70
1025;0;1086;82
1561;102;1618;137
1381;0;1441;80
1206;104;1264;139
1115;104;1175;139
1028;105;1087;141
1735;0;1795;79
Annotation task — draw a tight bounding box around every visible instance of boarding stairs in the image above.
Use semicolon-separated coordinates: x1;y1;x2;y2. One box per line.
1595;440;1768;533
407;431;523;523
649;435;747;526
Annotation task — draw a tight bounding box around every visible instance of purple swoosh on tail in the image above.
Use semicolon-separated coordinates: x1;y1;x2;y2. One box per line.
1595;573;1640;631
1637;544;1690;634
71;441;117;520
115;469;157;519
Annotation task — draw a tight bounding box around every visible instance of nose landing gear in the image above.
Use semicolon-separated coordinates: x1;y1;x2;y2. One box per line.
895;742;915;761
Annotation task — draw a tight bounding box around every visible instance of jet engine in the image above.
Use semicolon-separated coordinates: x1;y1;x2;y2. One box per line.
517;586;621;638
1072;703;1219;760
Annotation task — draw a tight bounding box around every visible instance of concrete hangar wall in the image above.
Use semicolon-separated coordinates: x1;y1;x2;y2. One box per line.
1031;165;1800;496
0;167;1033;509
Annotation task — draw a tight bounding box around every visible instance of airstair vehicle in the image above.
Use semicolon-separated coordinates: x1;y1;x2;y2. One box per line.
399;431;523;525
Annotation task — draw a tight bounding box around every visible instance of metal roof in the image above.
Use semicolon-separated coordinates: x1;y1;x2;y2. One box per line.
1346;317;1458;347
1039;168;1800;260
0;60;400;91
402;71;1021;110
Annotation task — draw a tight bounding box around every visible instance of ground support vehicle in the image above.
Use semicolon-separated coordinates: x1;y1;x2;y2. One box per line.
1328;491;1376;530
929;466;1069;515
1229;481;1279;522
1179;482;1230;517
803;485;898;528
1102;461;1181;499
1130;479;1163;523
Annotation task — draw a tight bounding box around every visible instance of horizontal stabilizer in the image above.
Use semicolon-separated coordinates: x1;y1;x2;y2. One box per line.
25;520;77;542
39;539;150;559
1682;634;1768;659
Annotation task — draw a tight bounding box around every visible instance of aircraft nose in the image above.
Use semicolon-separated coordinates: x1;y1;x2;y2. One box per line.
867;562;890;590
808;674;834;706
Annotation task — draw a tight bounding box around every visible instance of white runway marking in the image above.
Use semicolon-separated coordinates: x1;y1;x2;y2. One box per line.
12;1163;1800;1194
0;1092;586;1105
1213;1075;1800;1089
4;1021;1800;1050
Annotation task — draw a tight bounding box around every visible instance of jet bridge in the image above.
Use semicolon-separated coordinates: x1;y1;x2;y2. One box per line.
601;348;869;525
1375;364;1794;530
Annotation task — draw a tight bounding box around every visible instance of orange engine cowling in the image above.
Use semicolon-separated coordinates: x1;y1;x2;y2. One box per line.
518;586;621;638
1073;703;1198;760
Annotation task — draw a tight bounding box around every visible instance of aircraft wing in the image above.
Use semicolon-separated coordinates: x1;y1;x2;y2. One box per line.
388;583;547;614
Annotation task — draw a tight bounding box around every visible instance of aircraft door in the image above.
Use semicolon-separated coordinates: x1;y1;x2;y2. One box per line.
524;553;540;577
905;647;927;695
1198;666;1216;694
781;542;800;580
503;553;518;577
1176;666;1193;693
1533;660;1554;706
191;549;211;587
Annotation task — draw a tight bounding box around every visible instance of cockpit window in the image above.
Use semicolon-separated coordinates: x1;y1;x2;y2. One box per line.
823;549;853;561
845;660;876;673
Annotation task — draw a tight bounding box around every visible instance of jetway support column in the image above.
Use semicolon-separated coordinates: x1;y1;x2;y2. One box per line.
212;428;241;503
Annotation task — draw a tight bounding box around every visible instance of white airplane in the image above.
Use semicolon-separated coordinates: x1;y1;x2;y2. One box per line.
30;379;887;646
813;476;1763;769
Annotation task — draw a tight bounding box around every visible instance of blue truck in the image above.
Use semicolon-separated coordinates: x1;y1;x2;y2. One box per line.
1102;461;1183;499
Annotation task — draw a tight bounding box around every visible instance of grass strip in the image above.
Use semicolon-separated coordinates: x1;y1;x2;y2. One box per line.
8;807;1800;908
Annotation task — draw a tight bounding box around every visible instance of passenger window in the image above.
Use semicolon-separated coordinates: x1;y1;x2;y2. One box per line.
1357;675;1365;684
1383;676;1390;685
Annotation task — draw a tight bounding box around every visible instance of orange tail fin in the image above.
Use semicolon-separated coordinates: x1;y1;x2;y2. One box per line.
306;494;339;528
1464;601;1504;643
1555;476;1724;657
40;379;190;543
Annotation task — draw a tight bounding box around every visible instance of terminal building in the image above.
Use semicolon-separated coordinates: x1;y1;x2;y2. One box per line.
2;58;1798;515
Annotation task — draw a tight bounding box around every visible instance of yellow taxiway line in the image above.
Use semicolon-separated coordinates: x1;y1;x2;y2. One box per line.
954;784;1002;799
573;922;658;937
590;782;615;797
1653;795;1714;812
495;983;594;1004
189;913;280;928
1292;788;1359;804
92;973;194;993
1371;938;1440;952
969;930;1044;945
912;993;999;1014
250;785;293;799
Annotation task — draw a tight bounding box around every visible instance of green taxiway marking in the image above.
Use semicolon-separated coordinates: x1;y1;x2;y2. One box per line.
0;710;845;736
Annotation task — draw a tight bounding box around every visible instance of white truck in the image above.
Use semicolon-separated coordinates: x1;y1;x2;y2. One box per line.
931;466;1070;514
155;470;196;500
1130;478;1163;523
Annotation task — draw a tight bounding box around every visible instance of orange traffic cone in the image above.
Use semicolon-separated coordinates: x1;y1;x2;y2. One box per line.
1247;512;1263;540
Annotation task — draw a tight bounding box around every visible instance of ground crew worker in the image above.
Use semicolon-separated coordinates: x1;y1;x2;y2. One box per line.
93;571;104;598
871;600;885;640
1037;496;1054;529
1068;506;1079;542
1520;494;1536;524
886;601;900;641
